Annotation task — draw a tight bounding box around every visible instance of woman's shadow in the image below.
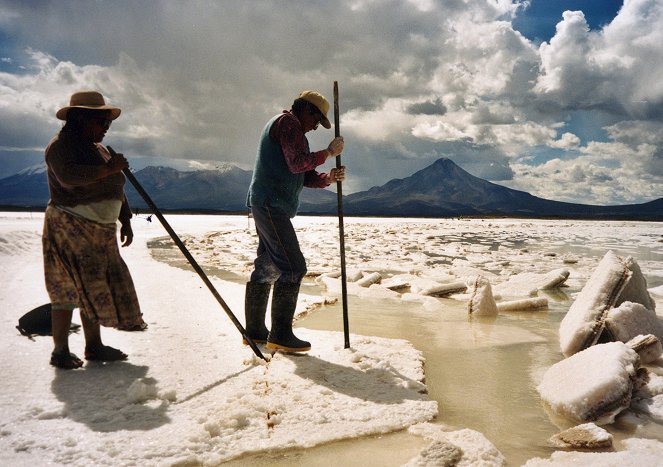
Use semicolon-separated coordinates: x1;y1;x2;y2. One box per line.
51;361;170;432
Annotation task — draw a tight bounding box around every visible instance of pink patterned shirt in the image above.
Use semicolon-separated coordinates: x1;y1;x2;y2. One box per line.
270;111;330;188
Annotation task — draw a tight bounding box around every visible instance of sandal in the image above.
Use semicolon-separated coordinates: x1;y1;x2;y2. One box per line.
50;349;84;370
118;322;148;332
84;345;128;362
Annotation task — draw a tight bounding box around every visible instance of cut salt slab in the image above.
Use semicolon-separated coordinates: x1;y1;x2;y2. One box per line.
604;301;663;346
497;297;548;312
559;251;632;357
420;281;467;297
537;342;640;425
630;394;663;423
618;257;656;311
407;422;506;466
356;271;382;287
548;423;613;449
494;268;570;298
467;275;498;317
631;371;663;423
634;371;663;399
626;334;663;364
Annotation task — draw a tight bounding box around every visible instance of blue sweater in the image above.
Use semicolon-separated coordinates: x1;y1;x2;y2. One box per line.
247;114;305;218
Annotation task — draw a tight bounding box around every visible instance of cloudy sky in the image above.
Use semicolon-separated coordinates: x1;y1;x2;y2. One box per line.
1;0;661;205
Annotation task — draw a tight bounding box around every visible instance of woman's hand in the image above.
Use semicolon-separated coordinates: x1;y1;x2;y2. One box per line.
107;153;129;174
120;221;133;247
326;165;346;184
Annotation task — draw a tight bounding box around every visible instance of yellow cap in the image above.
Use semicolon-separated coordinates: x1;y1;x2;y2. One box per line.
298;90;331;129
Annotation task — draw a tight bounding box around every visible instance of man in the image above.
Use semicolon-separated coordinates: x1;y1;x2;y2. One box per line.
246;90;345;352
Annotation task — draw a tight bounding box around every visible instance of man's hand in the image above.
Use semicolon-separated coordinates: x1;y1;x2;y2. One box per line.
327;165;346;184
326;136;344;158
120;221;133;247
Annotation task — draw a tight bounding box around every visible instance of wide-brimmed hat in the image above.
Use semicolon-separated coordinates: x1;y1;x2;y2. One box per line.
56;91;121;121
298;90;331;129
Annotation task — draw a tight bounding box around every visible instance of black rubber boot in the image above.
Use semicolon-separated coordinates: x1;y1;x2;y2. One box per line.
243;282;271;345
266;282;311;352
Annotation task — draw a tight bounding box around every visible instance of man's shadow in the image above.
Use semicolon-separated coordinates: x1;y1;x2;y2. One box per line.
51;362;170;432
289;354;429;404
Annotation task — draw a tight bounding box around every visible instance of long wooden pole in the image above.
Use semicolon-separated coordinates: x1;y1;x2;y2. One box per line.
107;146;267;361
333;82;350;349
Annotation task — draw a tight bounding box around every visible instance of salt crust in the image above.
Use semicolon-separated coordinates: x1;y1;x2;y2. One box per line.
523;438;663;466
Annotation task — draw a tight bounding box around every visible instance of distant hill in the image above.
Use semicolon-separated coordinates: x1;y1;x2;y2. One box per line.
0;162;337;214
339;158;663;220
0;158;660;220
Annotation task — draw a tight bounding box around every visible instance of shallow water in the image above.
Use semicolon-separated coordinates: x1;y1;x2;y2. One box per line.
149;216;663;465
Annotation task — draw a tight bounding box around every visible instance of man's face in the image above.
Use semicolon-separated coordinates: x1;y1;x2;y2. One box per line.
300;107;322;133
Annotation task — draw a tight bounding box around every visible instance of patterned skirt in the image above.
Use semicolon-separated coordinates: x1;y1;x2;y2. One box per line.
42;205;145;330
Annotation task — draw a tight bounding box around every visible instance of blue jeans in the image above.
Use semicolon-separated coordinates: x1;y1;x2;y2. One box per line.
250;203;307;285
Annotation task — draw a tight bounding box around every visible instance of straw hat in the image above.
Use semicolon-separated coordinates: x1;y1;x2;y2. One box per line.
56;91;121;121
298;90;331;129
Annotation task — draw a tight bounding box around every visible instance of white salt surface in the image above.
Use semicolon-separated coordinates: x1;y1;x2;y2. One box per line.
524;438;663;466
0;213;436;466
3;213;663;466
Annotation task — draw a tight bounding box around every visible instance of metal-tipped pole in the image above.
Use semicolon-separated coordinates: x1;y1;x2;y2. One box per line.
107;146;267;361
333;82;350;349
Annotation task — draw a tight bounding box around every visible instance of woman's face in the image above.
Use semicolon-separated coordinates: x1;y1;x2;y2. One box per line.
81;112;112;143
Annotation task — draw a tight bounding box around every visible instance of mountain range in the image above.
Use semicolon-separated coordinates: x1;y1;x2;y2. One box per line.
0;158;660;220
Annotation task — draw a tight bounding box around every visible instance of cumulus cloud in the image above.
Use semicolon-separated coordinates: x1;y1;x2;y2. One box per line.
550;132;581;149
534;0;663;119
0;0;661;204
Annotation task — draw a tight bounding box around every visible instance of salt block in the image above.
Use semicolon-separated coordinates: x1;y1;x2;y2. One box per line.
538;342;639;424
356;272;382;287
559;251;631;357
494;268;569;297
617;257;656;311
631;394;663;423
549;423;613;449
497;297;548;312
421;281;467;297
626;334;663;364
467;275;498;317
605;302;663;346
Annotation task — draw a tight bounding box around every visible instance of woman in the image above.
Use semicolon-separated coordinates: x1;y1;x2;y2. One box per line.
245;90;345;352
43;90;146;370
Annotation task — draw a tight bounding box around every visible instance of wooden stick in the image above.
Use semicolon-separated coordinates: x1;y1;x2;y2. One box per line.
107;146;267;361
333;81;350;349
